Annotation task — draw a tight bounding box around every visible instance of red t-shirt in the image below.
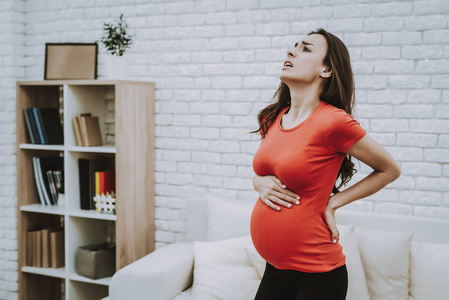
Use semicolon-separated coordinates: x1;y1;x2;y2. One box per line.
250;100;367;273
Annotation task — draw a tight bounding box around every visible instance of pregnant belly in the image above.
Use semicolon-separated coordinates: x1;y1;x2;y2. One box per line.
250;197;337;270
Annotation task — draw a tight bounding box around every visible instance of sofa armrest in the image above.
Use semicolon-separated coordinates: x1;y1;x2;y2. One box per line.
109;242;194;300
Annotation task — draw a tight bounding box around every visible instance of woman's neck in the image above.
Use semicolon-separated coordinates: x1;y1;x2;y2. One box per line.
286;86;322;119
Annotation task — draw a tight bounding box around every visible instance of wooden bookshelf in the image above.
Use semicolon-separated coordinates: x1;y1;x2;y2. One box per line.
16;80;156;300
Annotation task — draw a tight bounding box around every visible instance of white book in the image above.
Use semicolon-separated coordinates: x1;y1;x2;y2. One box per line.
32;157;46;205
35;157;51;205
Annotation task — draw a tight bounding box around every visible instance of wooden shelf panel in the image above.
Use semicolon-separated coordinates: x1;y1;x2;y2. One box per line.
68;210;116;221
69;273;112;286
22;266;65;279
20;203;65;215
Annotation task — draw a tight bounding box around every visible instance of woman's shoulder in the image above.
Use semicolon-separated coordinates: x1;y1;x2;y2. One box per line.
321;101;348;114
320;101;358;123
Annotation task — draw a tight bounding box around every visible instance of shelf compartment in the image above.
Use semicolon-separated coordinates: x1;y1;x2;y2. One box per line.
67;217;116;286
22;266;65;279
65;151;115;212
21;273;63;300
69;280;109;300
17;85;62;146
17;149;64;207
21;203;65;215
64;85;113;148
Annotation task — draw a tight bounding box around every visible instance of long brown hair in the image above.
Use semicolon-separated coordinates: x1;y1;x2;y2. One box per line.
249;28;358;195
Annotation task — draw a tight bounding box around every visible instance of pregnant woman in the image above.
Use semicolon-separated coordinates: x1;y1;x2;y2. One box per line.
249;28;401;300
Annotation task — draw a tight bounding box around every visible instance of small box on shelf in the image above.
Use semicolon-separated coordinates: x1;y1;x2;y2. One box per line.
75;242;116;280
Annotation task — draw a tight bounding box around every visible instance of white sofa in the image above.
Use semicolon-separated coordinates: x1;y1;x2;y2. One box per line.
109;194;449;300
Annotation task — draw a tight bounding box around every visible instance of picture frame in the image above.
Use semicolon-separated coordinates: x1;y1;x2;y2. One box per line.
44;43;98;80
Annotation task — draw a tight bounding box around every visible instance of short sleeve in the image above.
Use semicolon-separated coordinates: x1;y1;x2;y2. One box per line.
324;110;366;153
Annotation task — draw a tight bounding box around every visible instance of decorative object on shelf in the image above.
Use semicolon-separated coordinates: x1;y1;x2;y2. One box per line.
44;43;98;80
98;14;133;79
94;192;116;215
75;242;116;280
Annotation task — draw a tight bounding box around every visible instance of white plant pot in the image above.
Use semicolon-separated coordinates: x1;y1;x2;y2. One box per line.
105;55;129;79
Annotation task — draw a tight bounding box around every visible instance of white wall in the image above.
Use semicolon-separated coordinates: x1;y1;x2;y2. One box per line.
0;0;25;298
1;0;449;298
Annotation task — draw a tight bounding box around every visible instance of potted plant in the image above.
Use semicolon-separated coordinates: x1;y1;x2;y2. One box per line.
98;14;133;79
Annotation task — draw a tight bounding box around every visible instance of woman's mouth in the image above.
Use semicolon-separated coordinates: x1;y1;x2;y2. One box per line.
283;61;293;69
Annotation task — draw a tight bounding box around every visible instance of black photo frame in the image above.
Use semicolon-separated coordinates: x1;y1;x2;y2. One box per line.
44;43;98;80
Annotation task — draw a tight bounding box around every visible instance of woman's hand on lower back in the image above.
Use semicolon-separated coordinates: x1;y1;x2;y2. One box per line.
253;174;301;211
325;195;340;243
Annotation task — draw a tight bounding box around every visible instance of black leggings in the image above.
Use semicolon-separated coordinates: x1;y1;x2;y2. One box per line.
254;262;348;300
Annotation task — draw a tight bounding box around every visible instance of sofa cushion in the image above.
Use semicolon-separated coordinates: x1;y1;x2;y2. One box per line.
354;227;413;300
191;235;260;300
207;193;255;242
244;244;265;278
172;288;191;300
338;224;370;300
409;241;449;300
244;224;370;300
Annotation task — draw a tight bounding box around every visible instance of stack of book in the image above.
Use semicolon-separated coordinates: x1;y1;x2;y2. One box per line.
78;157;115;210
26;227;64;268
72;113;103;146
23;108;64;144
32;155;64;206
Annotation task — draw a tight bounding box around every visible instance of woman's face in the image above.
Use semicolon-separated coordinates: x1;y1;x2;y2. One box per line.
279;34;331;86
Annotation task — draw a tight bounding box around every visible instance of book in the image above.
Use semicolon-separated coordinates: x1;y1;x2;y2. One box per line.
26;231;33;266
35;108;63;144
72;113;91;146
100;170;116;195
32;157;46;205
33;230;42;267
41;228;51;268
50;230;64;268
23;109;37;144
79;116;103;147
32;108;45;145
46;170;58;205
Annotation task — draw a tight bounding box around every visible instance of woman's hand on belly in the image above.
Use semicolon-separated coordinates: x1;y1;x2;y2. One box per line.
252;174;301;211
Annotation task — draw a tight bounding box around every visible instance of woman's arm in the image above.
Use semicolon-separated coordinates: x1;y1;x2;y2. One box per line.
325;133;401;243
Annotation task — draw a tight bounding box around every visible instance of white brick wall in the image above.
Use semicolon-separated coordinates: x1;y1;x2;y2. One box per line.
1;0;449;298
1;0;25;298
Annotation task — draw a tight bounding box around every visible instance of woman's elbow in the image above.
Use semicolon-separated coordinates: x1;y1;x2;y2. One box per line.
389;163;401;182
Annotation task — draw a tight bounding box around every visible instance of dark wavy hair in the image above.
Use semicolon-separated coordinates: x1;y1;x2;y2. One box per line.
249;28;359;195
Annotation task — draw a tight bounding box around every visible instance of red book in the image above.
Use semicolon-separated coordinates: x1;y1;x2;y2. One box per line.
100;170;115;195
